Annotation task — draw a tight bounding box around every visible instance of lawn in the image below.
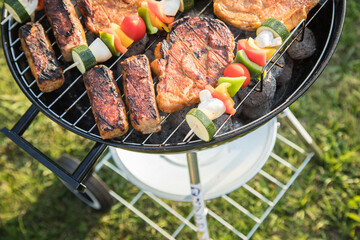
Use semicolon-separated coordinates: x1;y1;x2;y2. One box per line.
0;1;359;239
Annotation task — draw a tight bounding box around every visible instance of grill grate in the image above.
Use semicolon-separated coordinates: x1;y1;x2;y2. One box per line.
2;0;334;151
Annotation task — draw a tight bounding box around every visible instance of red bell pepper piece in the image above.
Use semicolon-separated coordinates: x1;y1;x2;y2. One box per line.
102;28;127;54
205;84;236;115
147;0;175;24
237;39;266;67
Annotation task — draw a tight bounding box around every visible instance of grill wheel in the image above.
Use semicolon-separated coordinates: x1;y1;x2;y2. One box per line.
57;155;114;212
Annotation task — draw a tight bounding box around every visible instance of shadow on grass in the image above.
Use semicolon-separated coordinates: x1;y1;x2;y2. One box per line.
0;178;108;240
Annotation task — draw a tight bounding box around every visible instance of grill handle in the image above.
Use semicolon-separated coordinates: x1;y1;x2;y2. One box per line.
1;104;107;192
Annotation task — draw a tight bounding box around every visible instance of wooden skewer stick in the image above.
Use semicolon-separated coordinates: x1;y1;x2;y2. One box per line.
1;14;13;25
63;61;79;74
183;126;196;142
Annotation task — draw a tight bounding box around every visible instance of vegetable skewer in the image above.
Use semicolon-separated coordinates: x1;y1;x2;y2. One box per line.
63;38;112;74
2;0;38;24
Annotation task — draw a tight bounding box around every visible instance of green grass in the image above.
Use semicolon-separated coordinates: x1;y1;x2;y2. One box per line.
1;1;360;239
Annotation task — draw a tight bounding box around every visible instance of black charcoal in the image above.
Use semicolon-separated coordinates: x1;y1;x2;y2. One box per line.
237;73;276;119
288;28;317;60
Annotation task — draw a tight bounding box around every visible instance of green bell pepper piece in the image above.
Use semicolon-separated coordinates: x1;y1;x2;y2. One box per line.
138;8;158;35
235;50;266;80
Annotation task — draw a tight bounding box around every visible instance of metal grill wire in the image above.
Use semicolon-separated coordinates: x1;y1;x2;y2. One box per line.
94;117;315;239
3;0;330;147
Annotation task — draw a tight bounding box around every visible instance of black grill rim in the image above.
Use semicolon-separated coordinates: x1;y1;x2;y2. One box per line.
1;0;346;153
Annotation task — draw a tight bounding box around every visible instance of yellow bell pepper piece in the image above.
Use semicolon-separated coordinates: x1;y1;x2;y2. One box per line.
247;37;277;62
215;82;234;106
111;23;134;48
149;9;169;32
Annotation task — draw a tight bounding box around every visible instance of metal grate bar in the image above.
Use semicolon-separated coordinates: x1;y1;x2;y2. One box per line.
222;195;261;223
10;37;20;47
14;52;24;61
145;192;198;231
207;208;248;240
270;152;298;172
3;0;333;148
130;191;144;205
276;134;308;155
172;212;195;238
259;170;286;189
246;152;314;239
242;184;274;206
109;190;176;240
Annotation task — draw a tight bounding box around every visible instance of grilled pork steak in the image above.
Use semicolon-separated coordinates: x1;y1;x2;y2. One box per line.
151;17;235;113
214;0;320;31
83;65;129;139
44;0;87;62
19;23;64;93
76;0;145;35
121;55;161;134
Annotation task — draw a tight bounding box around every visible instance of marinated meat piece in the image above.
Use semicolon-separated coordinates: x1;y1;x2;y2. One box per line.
76;0;112;34
121;55;161;134
151;17;235;113
19;23;64;93
76;0;145;35
214;0;320;31
83;65;129;139
44;0;87;61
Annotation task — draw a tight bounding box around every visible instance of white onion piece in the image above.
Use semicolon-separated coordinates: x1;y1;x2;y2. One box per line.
198;98;226;120
271;37;282;47
199;89;213;102
255;30;273;48
89;38;112;63
161;0;181;16
20;0;38;16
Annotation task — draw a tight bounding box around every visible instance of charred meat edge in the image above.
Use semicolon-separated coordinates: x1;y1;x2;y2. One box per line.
121;55;161;134
19;22;64;93
83;65;129;139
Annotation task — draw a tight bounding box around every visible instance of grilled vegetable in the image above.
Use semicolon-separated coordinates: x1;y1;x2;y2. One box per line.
161;0;181;16
256;18;290;43
237;39;266;67
121;15;146;42
138;7;159;34
185;108;216;142
71;45;97;74
111;23;134;48
19;22;64;92
4;0;38;23
217;77;246;97
88;38;112;63
235;50;264;80
179;0;194;12
248;37;277;61
99;30;125;56
223;63;251;88
206;84;236;115
198;90;226;120
149;9;169;32
147;0;175;24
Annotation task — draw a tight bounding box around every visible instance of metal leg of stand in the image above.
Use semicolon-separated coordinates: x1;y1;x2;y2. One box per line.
281;108;323;161
186;152;210;240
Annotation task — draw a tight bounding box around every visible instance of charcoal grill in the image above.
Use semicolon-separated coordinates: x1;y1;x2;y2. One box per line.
1;0;345;238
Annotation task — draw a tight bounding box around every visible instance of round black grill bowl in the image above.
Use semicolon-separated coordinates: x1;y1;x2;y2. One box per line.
1;0;346;153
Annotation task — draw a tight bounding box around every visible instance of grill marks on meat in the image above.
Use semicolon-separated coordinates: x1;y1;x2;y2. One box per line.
151;17;235;113
44;0;87;61
19;23;64;93
121;55;161;134
76;0;144;35
214;0;320;31
83;65;129;139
